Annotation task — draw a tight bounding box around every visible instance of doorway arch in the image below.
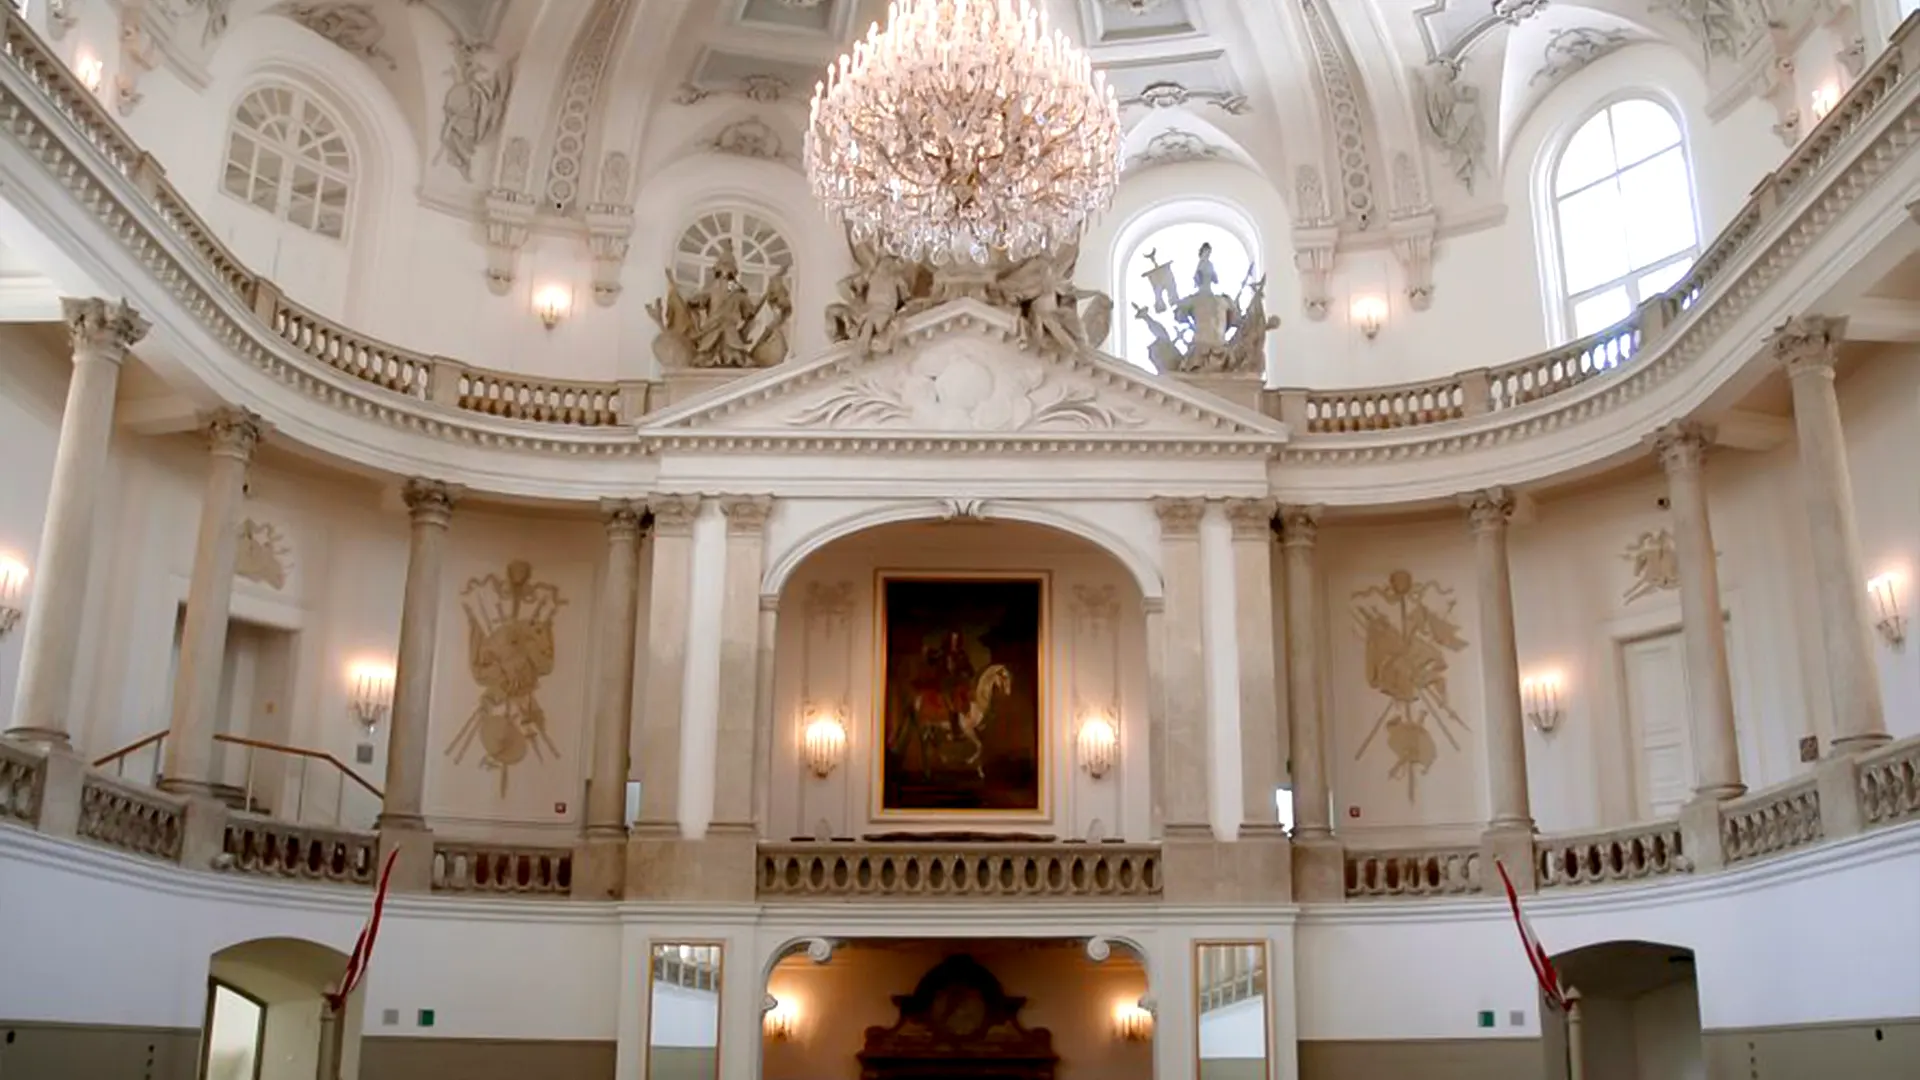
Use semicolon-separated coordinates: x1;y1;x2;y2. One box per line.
1545;940;1701;1080
204;937;363;1080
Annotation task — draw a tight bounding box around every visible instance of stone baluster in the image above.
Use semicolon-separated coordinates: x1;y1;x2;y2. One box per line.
8;298;148;748
377;478;460;889
160;408;266;794
1151;497;1209;839
1280;505;1340;900
1463;487;1536;888
575;499;645;899
1653;422;1745;800
712;495;773;835
1773;316;1888;751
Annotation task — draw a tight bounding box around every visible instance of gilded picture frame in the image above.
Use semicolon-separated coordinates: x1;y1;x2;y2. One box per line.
873;571;1050;817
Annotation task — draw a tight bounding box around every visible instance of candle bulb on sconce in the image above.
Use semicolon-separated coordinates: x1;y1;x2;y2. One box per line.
1521;672;1564;735
0;555;28;639
1077;714;1118;779
1113;1001;1153;1041
74;54;104;95
802;711;847;778
533;284;572;330
1868;574;1905;649
347;661;394;733
1350;296;1387;341
764;995;799;1041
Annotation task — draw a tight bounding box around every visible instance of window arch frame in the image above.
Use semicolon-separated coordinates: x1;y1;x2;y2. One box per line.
1535;90;1704;344
1108;196;1265;369
670;206;796;299
219;80;358;242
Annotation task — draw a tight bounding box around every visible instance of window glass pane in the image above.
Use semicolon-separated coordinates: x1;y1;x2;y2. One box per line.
1121;220;1254;371
1636;257;1693;299
1557;182;1629;294
205;984;262;1080
1608;98;1682;168
1572;287;1631;338
1555;114;1616;195
1619;149;1696;266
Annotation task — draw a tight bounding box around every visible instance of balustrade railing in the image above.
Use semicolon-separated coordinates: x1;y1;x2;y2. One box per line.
76;773;183;862
221;812;378;887
1536;818;1688;890
3;7;1916;455
431;841;573;896
0;739;45;825
1857;738;1920;827
1721;775;1825;865
1344;845;1483;899
93;729;381;828
758;841;1162;900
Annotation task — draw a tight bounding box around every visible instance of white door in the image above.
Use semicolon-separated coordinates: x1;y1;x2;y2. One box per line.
1622;630;1695;817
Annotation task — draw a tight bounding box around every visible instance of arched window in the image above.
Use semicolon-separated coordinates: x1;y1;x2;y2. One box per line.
672;210;793;297
1118;220;1255;370
221;85;354;240
1551;98;1699;339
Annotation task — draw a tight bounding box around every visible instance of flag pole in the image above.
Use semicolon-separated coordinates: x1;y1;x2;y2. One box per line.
1565;988;1585;1080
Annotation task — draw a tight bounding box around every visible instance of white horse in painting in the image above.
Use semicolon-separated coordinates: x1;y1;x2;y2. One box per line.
911;663;1013;778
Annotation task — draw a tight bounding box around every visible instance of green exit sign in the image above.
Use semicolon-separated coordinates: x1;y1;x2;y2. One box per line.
1477;1010;1495;1029
417;1009;436;1028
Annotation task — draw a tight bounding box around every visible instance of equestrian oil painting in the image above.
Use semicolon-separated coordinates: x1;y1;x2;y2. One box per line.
877;574;1046;814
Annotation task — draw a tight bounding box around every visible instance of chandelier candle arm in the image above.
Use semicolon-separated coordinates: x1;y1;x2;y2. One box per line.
805;0;1123;264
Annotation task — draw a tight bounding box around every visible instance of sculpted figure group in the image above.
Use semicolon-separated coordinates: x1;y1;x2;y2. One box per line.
1133;243;1278;375
647;239;794;370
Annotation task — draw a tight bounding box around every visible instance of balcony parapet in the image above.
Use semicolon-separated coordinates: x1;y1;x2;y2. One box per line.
431;840;574;897
757;840;1163;900
220;811;377;887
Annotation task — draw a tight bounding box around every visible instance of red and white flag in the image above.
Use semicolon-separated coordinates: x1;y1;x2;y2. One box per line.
1496;858;1568;1012
324;849;400;1014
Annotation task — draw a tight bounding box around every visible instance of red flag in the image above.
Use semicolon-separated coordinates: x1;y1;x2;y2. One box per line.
324;848;399;1014
1496;858;1568;1012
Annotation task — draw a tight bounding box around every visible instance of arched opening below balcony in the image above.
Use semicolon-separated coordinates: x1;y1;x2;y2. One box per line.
1543;939;1700;1080
202;937;363;1080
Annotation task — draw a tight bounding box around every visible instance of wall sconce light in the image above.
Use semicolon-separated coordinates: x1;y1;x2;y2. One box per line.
1521;672;1564;735
1868;573;1905;649
802;712;846;778
74;53;104;94
1810;83;1840;122
347;661;395;732
1350;296;1387;341
533;284;572;330
1077;714;1118;779
1114;1001;1153;1041
0;554;27;639
764;996;799;1041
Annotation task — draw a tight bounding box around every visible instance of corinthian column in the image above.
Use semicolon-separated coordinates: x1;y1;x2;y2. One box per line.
1774;316;1888;751
1463;488;1535;881
159;408;266;794
584;500;644;838
1279;506;1330;842
1653;422;1745;799
711;495;772;832
8;298;148;747
1224;499;1283;835
1150;497;1209;837
378;478;460;836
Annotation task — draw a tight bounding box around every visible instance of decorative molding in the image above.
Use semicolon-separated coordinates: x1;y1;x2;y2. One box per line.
646;493;703;535
401;477;461;523
235;519;291;589
61;297;149;362
1223;497;1277;540
204;406;264;460
1119;80;1248;116
584;151;633;305
1651;0;1757;62
1126;128;1220;171
1278;504;1322;547
1390;213;1439;311
1461;485;1515;532
1300;0;1377;229
721;494;774;535
1652;419;1713;473
709;117;787;161
1351;570;1468;801
1152;496;1205;537
277;3;399;69
1532;27;1631;87
1416;59;1487;195
599;497;644;538
541;0;630;215
483;137;535;294
1771;313;1844;376
672;74;791;106
1292;228;1339;321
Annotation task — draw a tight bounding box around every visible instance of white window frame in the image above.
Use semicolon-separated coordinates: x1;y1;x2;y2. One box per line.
1109;197;1263;368
1537;92;1702;344
220;83;356;242
671;208;794;298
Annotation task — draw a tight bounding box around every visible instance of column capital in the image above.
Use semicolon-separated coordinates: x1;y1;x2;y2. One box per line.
1152;496;1206;538
1222;497;1278;540
1278;503;1323;548
61;297;149;364
759;593;781;613
1461;486;1515;534
203;407;265;462
401;477;461;525
648;493;703;536
721;494;774;537
600;498;645;540
1770;314;1846;378
1651;420;1713;474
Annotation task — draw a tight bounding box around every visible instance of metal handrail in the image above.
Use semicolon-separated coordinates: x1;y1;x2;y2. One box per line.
90;729;382;826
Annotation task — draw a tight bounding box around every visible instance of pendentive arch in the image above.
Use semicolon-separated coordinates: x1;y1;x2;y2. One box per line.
1104;188;1266;367
761;502;1164;603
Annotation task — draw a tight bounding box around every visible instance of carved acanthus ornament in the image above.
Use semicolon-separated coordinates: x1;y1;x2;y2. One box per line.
401;477;461;525
825;237;1113;360
648;239;792;369
1462;486;1516;533
1532;27;1631;87
62;298;150;363
1652;0;1755;62
1770;314;1844;378
1121;80;1250;116
1153;497;1206;538
1127;128;1220;171
584;152;633;306
1390;212;1439;312
673;74;791;106
277;3;399;69
1224;498;1278;540
720;495;774;536
204;407;265;461
646;494;702;536
483;137;534;294
1652;420;1713;474
1133;243;1277;374
599;498;644;540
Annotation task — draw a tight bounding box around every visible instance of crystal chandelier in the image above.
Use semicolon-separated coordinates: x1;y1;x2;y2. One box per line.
805;0;1123;264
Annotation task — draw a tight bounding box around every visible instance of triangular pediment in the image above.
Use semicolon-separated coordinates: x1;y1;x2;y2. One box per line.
637;300;1287;453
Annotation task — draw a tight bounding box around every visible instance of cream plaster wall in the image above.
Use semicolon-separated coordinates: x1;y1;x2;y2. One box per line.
762;942;1151;1080
21;3;1817;391
769;521;1153;842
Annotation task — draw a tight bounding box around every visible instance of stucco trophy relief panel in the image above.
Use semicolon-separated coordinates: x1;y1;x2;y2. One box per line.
446;559;568;797
233;518;291;590
1351;570;1469;802
1622;529;1681;604
784;335;1147;434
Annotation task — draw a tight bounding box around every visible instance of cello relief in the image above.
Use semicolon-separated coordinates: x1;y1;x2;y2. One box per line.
446;559;567;796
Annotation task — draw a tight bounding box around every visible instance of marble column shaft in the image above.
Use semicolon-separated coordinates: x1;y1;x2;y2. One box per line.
711;495;772;830
1226;499;1284;833
585;500;644;838
1774;316;1888;750
9;298;149;746
1654;422;1745;799
378;478;460;829
161;409;265;792
750;594;779;831
635;494;701;829
1280;506;1331;841
1152;498;1209;834
1464;487;1534;832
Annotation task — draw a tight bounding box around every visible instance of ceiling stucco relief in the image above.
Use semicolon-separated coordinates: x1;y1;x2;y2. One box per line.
1126;127;1221;171
540;0;631;216
436;41;514;182
1414;58;1488;195
1415;0;1548;63
1650;0;1758;62
275;2;398;70
708;116;791;163
1298;0;1381;232
1531;25;1633;86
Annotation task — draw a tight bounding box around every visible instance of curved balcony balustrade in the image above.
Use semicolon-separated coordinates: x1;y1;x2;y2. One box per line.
3;11;1919;502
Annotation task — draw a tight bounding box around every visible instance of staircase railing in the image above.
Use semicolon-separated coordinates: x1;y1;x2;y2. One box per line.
91;730;382;827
